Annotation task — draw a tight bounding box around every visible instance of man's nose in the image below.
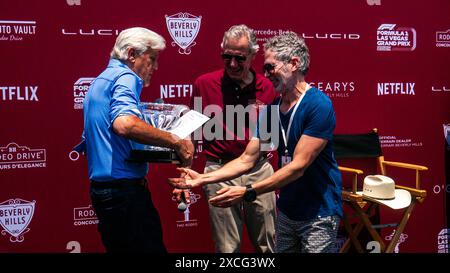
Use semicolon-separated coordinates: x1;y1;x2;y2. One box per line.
229;58;239;67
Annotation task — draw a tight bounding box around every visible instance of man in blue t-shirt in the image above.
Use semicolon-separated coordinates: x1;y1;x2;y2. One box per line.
81;27;194;253
169;31;342;253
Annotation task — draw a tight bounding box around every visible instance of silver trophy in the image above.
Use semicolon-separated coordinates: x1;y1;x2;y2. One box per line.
128;102;189;163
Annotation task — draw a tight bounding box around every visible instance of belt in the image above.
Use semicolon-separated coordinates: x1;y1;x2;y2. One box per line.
205;155;234;165
90;178;147;189
205;153;270;165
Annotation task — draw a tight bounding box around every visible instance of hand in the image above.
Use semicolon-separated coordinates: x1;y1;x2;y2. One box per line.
208;186;246;208
172;188;191;204
175;138;194;167
168;167;202;189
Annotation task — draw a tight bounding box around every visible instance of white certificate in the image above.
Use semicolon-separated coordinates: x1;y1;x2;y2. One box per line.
168;110;210;139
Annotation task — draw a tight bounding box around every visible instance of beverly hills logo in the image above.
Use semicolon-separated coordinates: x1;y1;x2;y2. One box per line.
0;198;36;243
0;20;36;42
0;142;46;170
165;12;202;55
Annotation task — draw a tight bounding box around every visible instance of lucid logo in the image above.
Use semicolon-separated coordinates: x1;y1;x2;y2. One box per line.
432;86;450;92
300;33;360;40
61;28;120;36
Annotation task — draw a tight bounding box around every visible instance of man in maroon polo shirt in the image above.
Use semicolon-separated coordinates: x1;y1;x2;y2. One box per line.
189;24;277;253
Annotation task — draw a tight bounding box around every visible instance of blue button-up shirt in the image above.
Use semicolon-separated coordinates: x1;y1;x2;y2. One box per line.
82;58;147;181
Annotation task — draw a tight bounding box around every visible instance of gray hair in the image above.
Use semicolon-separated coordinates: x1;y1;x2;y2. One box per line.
264;31;310;75
110;27;166;61
221;24;259;54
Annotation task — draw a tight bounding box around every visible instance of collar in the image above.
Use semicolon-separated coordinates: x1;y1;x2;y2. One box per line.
108;58;143;84
222;67;258;91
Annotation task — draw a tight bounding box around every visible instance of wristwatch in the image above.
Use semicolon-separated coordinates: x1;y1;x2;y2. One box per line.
243;184;257;202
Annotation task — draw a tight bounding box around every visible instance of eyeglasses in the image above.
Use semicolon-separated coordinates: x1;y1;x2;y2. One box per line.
263;62;284;74
221;53;247;63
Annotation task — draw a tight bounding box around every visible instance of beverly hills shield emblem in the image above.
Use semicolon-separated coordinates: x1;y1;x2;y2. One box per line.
165;12;202;55
0;198;36;242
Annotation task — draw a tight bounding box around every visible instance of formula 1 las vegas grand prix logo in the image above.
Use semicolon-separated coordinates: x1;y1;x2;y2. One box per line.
0;198;35;243
165;12;202;55
377;24;416;52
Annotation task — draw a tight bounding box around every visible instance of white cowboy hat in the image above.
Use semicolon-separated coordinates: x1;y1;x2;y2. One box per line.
356;175;411;210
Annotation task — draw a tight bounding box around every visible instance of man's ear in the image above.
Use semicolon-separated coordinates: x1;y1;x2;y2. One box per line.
290;56;300;72
127;48;136;62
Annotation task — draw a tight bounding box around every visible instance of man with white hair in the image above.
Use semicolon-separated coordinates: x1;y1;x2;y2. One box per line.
82;27;194;253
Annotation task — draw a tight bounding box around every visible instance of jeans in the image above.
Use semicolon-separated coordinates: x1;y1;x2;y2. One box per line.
90;181;166;253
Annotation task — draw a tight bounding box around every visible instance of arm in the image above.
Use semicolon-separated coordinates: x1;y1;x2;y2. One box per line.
209;134;327;206
253;134;326;193
113;114;194;166
168;138;262;188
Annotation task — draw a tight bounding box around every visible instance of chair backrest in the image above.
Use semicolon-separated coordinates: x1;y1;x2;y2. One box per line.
333;129;382;159
333;128;382;192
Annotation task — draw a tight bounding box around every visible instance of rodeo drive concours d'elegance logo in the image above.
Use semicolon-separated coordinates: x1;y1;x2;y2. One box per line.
0;198;36;243
165;12;202;55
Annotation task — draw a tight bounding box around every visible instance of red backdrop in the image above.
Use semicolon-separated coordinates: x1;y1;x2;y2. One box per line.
0;0;449;253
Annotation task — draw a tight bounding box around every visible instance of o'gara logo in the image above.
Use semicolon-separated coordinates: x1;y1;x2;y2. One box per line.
165;12;202;55
0;198;36;243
